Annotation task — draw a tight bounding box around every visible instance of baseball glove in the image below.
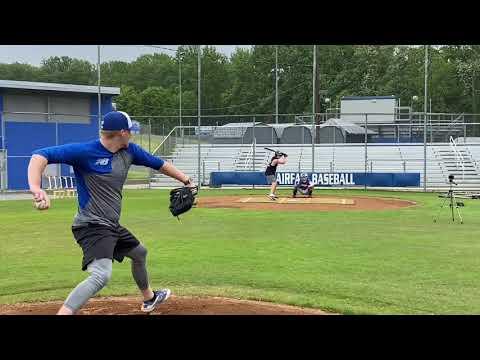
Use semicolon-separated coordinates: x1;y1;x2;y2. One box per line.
169;186;198;219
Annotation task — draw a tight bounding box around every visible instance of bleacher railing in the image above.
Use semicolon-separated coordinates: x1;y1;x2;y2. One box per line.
133;112;480;190
450;136;465;180
46;175;77;199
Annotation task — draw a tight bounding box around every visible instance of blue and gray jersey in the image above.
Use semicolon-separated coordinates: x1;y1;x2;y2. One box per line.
33;140;164;228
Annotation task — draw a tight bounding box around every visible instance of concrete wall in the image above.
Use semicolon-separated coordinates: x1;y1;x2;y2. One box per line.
341;96;396;124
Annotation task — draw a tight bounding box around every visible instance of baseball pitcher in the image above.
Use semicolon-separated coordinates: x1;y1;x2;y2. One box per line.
28;111;194;315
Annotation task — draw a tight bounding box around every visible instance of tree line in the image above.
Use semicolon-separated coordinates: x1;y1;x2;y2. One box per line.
1;45;479;124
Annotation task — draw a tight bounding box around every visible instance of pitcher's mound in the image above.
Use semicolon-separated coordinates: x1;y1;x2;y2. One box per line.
197;195;415;212
0;295;334;315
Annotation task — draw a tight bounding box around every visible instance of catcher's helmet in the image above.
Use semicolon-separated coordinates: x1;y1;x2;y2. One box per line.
300;174;308;181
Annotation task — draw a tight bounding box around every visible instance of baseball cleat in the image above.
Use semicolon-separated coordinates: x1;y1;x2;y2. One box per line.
267;194;277;201
141;288;171;313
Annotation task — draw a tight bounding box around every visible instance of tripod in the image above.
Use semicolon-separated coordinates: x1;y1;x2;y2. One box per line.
433;181;464;224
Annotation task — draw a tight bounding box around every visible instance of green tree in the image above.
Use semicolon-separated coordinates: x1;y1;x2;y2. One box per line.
39;56;96;84
100;61;131;87
1;45;478;122
222;46;260;117
127;53;177;91
381;46;425;111
0;62;42;82
115;85;143;117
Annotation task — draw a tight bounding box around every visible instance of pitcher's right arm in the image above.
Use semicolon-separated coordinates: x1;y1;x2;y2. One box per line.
28;143;82;206
28;154;50;205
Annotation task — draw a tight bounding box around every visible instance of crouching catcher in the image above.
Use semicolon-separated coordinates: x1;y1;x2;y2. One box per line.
293;174;314;197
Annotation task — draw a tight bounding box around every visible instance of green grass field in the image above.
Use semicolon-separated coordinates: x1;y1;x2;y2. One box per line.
1;188;480;314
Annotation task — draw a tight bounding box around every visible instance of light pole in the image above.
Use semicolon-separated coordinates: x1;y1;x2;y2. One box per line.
143;45;184;147
409;95;418;142
423;45;429;192
275;46;278;124
178;50;182;137
197;45;201;187
97;45;102;135
312;45;317;174
271;46;284;124
324;97;330;115
411;95;419;111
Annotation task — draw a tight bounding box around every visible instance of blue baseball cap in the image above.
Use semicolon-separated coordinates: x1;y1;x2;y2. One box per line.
101;111;133;131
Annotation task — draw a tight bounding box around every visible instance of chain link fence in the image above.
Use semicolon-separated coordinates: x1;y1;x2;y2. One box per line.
138;112;480;190
0;149;7;191
2;107;480;190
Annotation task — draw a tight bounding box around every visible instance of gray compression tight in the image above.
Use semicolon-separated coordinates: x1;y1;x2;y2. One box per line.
63;244;150;313
126;244;150;291
63;258;112;313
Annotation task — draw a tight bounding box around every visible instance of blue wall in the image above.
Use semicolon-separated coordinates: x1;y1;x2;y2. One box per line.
5;94;113;190
6;122;57;156
59;95;112;177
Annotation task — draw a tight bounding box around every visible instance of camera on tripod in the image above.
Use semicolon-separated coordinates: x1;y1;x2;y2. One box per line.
433;173;464;223
448;174;456;184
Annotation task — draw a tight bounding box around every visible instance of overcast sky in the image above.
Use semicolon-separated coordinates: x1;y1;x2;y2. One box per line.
0;45;252;65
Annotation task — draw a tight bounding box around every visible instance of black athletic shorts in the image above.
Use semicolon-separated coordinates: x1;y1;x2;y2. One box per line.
72;223;141;271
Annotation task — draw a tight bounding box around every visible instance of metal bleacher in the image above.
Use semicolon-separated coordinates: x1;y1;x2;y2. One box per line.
150;144;238;187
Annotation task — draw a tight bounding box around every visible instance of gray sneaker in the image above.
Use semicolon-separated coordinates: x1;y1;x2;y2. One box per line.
141;289;171;313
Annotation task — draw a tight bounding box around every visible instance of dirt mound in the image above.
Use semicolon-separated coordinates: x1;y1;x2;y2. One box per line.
197;195;416;212
0;295;334;315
